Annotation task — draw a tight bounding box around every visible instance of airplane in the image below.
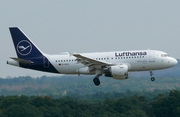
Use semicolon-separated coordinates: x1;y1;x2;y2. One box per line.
7;27;178;86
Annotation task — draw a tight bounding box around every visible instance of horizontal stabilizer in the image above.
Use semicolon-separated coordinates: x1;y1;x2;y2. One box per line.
10;57;33;64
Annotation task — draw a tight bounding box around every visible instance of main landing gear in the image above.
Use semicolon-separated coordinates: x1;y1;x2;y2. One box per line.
150;70;155;81
93;77;100;86
93;69;102;86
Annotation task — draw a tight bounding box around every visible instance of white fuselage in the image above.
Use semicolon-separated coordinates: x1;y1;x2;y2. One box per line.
46;50;177;75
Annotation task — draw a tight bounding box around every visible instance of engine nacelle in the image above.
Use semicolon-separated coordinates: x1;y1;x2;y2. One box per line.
76;67;93;74
105;64;129;80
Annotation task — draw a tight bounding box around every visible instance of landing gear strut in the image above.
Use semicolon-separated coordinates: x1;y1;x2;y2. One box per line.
93;69;102;86
150;70;155;81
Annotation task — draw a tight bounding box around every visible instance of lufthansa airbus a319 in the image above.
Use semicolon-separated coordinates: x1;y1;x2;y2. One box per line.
7;27;178;86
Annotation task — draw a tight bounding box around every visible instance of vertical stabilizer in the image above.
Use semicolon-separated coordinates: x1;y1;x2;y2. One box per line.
9;27;43;59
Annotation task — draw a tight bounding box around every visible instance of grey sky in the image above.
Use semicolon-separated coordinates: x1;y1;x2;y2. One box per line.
1;1;180;78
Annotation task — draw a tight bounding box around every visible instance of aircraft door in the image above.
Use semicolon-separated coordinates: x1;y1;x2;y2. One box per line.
43;56;50;68
149;51;155;62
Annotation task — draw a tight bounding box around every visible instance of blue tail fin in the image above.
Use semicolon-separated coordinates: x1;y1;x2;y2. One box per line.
9;27;43;59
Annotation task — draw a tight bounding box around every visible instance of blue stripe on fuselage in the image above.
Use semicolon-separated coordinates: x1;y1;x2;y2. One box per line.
19;57;59;74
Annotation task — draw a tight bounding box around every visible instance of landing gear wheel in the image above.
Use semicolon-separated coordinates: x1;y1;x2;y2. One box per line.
93;78;100;86
150;70;155;81
151;77;155;81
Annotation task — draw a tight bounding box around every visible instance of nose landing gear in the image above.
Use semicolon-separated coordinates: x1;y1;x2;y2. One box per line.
151;77;155;81
150;70;155;81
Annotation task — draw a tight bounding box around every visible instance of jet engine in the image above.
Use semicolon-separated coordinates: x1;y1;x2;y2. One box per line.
104;64;129;80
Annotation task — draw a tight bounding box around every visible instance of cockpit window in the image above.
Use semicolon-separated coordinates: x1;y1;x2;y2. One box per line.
161;54;169;57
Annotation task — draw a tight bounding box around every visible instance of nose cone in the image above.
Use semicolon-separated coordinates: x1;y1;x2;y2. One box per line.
173;59;178;65
171;58;178;66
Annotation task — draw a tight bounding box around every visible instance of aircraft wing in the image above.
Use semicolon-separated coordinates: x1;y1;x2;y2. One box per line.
73;53;111;66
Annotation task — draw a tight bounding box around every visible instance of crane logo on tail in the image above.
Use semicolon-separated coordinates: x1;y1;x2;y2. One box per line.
17;40;32;56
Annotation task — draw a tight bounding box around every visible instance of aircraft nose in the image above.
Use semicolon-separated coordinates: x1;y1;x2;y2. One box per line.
171;58;178;66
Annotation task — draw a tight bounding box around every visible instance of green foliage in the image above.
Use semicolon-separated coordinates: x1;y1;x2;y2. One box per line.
0;90;179;116
0;76;180;116
150;90;180;117
3;104;42;117
0;75;180;97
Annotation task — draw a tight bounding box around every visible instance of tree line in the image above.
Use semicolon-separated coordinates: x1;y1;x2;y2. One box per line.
0;90;180;117
1;75;180;96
